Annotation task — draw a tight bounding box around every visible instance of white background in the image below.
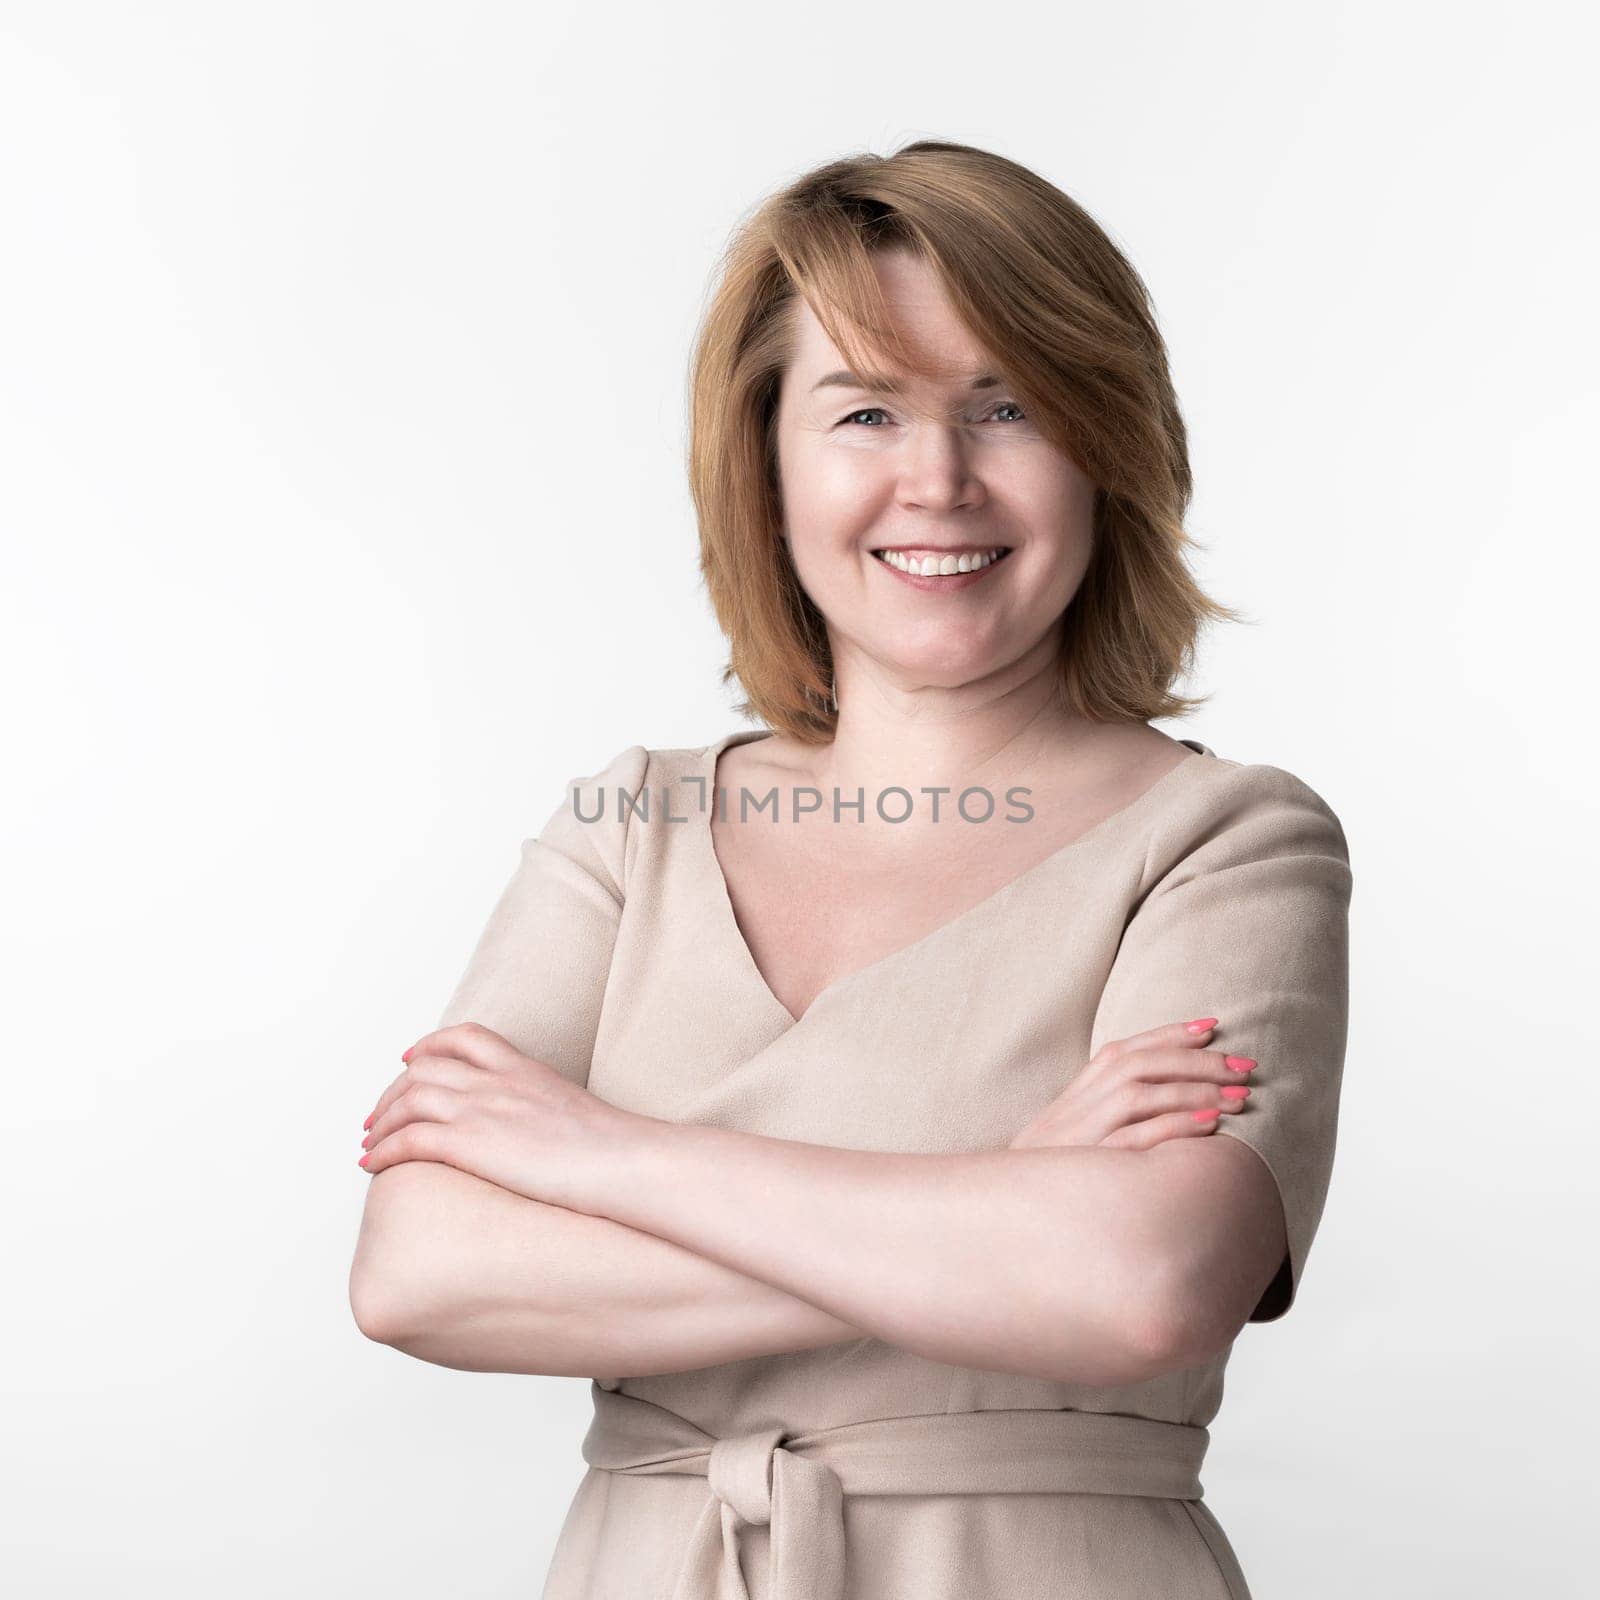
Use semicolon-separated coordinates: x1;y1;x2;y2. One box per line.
3;2;1595;1595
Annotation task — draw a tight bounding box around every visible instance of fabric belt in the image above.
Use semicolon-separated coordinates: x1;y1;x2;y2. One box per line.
581;1382;1210;1600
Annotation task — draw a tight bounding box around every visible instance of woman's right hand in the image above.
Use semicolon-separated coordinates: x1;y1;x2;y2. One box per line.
1006;1019;1256;1152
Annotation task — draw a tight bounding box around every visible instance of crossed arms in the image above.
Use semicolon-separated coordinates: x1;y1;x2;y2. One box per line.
349;1109;1284;1389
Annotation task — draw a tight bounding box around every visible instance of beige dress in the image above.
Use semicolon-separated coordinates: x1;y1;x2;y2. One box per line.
434;728;1354;1600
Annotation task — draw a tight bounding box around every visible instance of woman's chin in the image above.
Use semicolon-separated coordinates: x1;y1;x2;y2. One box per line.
852;648;1015;697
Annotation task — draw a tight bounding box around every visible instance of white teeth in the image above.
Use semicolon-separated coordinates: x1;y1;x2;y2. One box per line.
876;548;1007;576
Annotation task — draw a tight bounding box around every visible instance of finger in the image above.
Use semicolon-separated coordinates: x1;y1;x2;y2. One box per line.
1058;1073;1247;1146
1107;1045;1257;1087
363;1062;435;1134
363;1068;408;1132
1091;1017;1221;1067
362;1080;464;1154
1110;1078;1253;1126
360;1116;453;1175
364;1050;493;1132
400;1021;519;1071
1101;1105;1226;1151
367;1054;481;1126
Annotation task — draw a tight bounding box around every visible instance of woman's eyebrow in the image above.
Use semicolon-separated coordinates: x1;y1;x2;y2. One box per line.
810;370;1005;395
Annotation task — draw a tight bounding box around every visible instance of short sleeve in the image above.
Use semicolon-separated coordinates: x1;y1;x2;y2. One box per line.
1088;763;1353;1323
432;743;651;1089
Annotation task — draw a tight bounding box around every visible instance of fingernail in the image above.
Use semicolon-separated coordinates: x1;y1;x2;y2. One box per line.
361;1132;373;1149
1185;1017;1218;1034
362;1113;374;1131
402;1048;413;1062
1193;1108;1221;1122
1225;1056;1256;1073
358;1153;371;1167
1220;1085;1250;1100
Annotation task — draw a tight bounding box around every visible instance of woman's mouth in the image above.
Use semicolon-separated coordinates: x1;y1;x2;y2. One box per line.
870;545;1013;591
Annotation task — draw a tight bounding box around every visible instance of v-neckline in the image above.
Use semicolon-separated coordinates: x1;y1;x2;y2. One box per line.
696;727;1215;1031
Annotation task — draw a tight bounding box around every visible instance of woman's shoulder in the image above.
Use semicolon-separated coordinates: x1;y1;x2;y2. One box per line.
1148;743;1353;883
610;727;794;802
557;740;654;805
545;733;730;859
548;732;767;898
1177;744;1348;825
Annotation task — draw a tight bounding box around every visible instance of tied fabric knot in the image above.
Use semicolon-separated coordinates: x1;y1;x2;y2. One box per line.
706;1427;782;1526
675;1426;846;1600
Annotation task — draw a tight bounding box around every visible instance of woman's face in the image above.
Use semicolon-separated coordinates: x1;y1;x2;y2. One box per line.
773;248;1098;699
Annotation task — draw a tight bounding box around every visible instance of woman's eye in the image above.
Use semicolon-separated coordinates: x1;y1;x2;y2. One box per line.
835;402;1027;428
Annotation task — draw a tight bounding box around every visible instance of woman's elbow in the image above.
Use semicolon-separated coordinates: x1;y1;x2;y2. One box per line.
349;1238;421;1345
350;1265;393;1344
1131;1278;1236;1377
348;1169;440;1345
1119;1137;1287;1371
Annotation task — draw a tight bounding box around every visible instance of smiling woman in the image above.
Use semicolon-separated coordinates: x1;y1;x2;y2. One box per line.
349;137;1352;1600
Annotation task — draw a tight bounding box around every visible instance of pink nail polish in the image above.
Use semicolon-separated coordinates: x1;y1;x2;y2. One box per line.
401;1048;413;1063
1193;1108;1220;1122
362;1113;374;1131
1220;1085;1250;1100
358;1153;370;1167
1185;1017;1219;1034
1225;1056;1256;1072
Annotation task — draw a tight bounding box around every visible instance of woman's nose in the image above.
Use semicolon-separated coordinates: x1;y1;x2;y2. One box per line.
893;427;985;510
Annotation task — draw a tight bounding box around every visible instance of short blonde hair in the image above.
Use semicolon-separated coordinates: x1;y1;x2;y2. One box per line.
687;139;1243;744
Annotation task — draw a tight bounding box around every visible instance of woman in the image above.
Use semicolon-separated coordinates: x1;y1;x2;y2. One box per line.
350;140;1352;1600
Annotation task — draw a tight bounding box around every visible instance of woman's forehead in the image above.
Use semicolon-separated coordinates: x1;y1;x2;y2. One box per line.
792;319;999;397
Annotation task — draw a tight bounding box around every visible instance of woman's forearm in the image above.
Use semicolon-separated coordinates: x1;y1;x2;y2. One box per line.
589;1119;1178;1387
351;1162;868;1376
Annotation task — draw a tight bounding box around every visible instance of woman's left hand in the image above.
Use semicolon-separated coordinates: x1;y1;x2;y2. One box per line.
358;1022;639;1214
